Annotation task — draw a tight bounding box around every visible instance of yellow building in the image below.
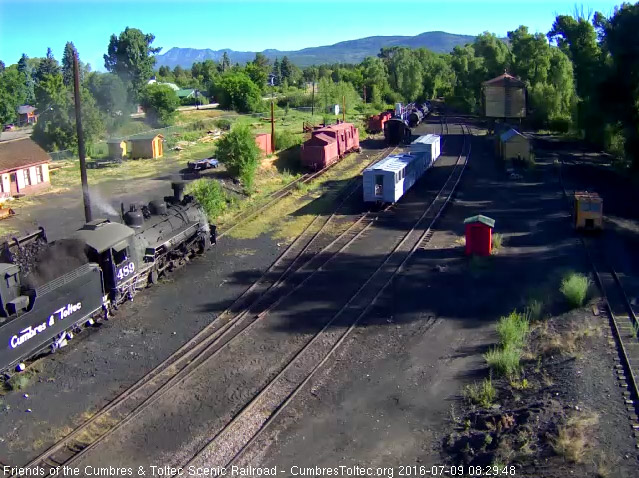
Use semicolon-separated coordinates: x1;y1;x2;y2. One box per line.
498;128;531;162
128;133;164;159
107;139;127;160
483;72;527;119
574;191;603;231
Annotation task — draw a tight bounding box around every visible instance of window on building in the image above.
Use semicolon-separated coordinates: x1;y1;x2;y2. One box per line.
23;169;30;186
36;166;43;183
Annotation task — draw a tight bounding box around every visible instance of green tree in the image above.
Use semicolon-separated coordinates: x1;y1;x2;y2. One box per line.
61;42;77;86
252;52;270;71
387;48;423;102
0;61;4;73
35;48;60;83
245;63;267;92
597;3;639;168
139;83;180;127
17;53;35;104
360;57;388;103
157;65;172;79
472;32;510;78
32;73;105;152
220;52;231;73
0;65;27;124
104;27;161;97
86;72;131;127
215;124;261;191
280;56;292;83
213;72;263;113
508;26;552;85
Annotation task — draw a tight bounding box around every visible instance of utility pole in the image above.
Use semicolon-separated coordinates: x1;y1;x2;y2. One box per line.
270;101;275;153
73;50;92;223
342;95;346;123
311;81;315;116
363;86;366;104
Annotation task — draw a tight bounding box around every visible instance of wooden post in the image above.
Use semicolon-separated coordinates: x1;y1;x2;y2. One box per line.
311;81;315;116
72;51;92;223
270;101;275;153
363;86;366;104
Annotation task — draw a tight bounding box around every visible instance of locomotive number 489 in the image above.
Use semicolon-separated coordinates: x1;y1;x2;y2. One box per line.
116;262;135;281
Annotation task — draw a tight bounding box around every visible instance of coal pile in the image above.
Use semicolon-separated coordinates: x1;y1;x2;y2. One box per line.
24;239;89;288
0;237;49;277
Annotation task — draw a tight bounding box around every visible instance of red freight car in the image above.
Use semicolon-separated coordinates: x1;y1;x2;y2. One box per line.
301;121;360;170
367;111;392;133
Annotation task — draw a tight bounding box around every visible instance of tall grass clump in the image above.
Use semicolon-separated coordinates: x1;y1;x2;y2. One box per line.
496;311;530;348
214;119;232;131
186;179;227;221
464;376;497;407
560;272;590;308
491;233;503;253
484;345;522;378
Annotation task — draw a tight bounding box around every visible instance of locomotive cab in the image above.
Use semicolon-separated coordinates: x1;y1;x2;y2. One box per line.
75;219;138;298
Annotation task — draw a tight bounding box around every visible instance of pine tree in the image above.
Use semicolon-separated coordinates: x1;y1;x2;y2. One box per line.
221;52;230;73
61;42;76;86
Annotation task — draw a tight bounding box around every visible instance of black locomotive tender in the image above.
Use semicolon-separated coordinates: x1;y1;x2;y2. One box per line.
0;182;216;374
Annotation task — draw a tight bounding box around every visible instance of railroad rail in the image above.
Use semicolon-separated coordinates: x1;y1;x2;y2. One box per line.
557;162;639;440
219;157;342;239
11;142;399;476
182;121;471;469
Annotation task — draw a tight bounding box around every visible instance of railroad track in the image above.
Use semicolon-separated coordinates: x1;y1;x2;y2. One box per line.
557;162;639;441
182;121;471;469
11;142;399;476
12;120;447;474
219;154;346;239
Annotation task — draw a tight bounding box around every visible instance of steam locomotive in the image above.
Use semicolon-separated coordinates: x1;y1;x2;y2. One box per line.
0;182;215;374
384;102;431;146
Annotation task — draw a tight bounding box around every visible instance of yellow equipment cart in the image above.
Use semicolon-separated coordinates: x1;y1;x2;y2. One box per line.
574;191;603;231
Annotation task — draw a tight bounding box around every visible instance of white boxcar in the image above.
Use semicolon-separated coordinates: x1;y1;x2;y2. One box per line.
363;153;426;203
410;134;441;167
363;135;442;204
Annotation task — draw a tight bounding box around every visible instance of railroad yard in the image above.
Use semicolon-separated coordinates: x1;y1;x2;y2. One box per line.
0;107;636;478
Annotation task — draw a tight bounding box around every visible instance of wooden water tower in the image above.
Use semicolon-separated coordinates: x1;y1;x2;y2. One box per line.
482;71;527;133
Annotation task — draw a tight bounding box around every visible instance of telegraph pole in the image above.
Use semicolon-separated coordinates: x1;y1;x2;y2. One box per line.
270;101;275;152
311;81;315;116
72;50;92;223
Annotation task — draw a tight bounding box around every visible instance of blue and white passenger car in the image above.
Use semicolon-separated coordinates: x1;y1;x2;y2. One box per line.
363;135;441;204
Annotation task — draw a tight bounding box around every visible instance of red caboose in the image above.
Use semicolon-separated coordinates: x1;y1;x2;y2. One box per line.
301;121;360;170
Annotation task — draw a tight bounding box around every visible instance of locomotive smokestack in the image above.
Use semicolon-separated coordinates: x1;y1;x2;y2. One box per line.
172;182;185;202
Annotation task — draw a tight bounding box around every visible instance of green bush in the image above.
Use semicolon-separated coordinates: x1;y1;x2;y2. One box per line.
275;130;303;151
214;119;232;131
496;311;530;349
216;124;262;192
549;116;572;133
188;120;208;131
139;83;180;127
560;272;591;308
484;345;522;378
464;377;497;407
186;179;227;220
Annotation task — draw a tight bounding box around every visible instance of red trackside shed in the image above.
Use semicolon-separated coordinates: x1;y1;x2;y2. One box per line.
464;215;495;256
255;133;273;156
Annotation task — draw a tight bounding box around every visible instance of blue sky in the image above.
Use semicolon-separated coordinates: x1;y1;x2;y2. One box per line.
0;0;623;71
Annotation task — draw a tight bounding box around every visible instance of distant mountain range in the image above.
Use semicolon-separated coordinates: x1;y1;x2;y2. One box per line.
154;31;476;69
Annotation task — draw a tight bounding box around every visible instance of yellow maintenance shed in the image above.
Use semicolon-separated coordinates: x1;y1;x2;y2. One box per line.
107;138;127;160
128;133;164;159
